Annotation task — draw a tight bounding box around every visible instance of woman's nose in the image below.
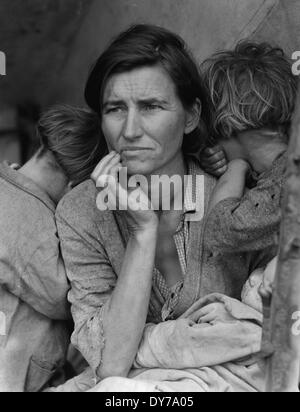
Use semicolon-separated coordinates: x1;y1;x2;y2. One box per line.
122;109;143;140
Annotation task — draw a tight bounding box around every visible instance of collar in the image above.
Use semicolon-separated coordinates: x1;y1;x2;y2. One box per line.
174;157;205;232
0;162;56;212
184;157;204;214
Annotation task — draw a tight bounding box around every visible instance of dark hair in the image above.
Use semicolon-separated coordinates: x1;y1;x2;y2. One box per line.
85;24;209;155
202;41;298;141
37;105;108;186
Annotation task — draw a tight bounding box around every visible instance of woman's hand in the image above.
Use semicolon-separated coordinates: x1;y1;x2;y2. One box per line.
91;151;159;233
199;145;228;177
191;302;235;324
91;151;159;379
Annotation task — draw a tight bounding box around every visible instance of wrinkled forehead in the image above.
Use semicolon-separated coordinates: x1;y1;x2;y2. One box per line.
102;65;177;104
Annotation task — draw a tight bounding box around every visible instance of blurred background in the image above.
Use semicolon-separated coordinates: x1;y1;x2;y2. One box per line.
0;0;299;165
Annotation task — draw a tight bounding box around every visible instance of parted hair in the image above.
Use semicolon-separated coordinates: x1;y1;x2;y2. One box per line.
85;24;210;155
37;105;108;186
202;41;298;141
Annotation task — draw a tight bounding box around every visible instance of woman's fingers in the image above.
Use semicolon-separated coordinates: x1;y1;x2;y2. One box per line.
107;163;134;210
110;164;122;180
91;150;116;178
189;305;213;322
198;313;215;324
91;151;120;182
104;153;121;176
98;160;122;187
92;156;122;188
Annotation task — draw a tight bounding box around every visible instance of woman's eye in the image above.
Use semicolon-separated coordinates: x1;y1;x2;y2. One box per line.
106;107;125;114
143;104;161;111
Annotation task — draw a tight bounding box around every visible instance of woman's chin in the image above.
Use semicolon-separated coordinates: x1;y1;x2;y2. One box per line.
121;158;153;176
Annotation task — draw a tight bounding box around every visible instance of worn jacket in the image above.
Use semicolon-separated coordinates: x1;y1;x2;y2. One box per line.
205;152;286;253
0;163;70;392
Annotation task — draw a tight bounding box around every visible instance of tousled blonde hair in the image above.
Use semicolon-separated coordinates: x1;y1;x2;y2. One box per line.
202;41;298;141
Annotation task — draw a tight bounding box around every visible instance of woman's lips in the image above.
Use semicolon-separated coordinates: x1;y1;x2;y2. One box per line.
121;147;151;152
121;148;152;156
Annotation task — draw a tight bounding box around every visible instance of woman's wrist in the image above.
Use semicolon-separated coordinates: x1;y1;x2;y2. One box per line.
131;220;159;241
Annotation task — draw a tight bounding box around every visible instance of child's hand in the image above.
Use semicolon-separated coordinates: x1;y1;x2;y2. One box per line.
199;145;228;177
259;257;278;300
4;161;20;170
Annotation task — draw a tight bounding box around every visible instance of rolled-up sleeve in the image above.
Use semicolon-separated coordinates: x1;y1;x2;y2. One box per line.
205;170;283;253
56;206;117;373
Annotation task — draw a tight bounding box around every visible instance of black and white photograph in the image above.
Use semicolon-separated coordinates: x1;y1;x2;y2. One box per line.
0;0;300;395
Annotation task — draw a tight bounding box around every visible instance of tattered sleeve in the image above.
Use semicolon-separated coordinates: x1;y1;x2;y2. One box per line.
56;204;117;374
204;163;285;253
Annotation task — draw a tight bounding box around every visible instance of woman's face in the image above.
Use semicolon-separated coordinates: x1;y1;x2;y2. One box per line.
101;65;197;176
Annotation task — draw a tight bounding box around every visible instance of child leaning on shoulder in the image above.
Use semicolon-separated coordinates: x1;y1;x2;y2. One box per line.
201;41;297;255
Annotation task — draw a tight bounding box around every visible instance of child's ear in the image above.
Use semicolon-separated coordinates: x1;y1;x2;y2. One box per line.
184;98;202;135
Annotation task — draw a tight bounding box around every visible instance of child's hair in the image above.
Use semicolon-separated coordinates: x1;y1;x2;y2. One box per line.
202;41;298;141
37;105;108;186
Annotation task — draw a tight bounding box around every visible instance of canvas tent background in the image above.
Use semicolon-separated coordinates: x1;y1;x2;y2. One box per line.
48;0;299;106
0;0;299;111
0;0;296;163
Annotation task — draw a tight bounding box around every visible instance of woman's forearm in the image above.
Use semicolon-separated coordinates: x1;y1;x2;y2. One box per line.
98;224;158;380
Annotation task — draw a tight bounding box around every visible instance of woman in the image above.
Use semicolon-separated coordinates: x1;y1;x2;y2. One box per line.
55;25;273;388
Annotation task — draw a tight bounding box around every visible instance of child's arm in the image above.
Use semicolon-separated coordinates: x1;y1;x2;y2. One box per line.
205;154;286;253
208;159;250;214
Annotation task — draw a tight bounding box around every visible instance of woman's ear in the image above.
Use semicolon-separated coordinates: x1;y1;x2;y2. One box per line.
184;98;202;134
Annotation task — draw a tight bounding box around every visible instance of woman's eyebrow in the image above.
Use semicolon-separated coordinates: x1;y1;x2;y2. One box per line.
138;98;169;105
103;97;169;108
103;99;124;108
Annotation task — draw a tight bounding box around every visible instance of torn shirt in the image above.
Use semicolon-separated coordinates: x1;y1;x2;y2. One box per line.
205;152;287;253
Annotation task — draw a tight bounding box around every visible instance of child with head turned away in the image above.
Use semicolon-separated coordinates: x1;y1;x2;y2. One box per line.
0;105;107;392
201;41;297;257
